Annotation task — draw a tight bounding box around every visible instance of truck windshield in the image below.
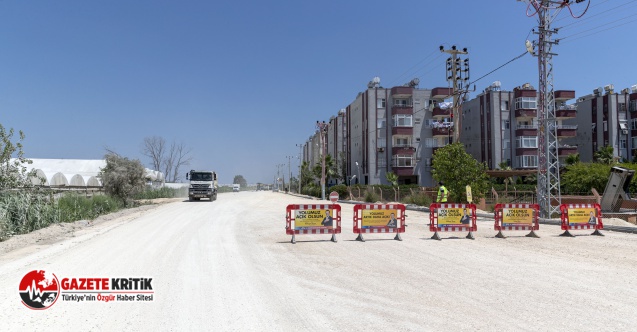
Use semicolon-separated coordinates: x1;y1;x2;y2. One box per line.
190;173;213;181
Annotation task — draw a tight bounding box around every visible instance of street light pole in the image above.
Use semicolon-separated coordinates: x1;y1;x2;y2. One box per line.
316;120;329;200
296;143;303;193
286;155;293;192
355;161;361;185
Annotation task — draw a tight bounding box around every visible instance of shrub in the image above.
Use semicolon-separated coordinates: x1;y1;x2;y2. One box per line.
99;153;146;206
134;187;182;200
402;192;433;207
328;184;349;199
364;189;379;203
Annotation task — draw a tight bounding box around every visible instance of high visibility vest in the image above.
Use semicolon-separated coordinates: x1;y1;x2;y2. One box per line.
437;186;448;202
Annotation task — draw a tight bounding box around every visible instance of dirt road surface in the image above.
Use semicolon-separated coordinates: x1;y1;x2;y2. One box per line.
1;192;637;331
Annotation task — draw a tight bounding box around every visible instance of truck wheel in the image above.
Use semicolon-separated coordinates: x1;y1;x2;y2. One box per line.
189;196;193;202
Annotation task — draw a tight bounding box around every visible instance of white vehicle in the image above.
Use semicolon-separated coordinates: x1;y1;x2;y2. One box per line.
186;170;218;201
232;184;240;192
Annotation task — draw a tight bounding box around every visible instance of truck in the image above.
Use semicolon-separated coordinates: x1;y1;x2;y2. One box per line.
186;170;218;201
232;184;240;192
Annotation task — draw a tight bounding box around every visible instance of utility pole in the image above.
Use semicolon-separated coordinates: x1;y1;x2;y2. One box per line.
519;0;588;218
316;120;329;200
440;45;470;143
296;143;303;193
286;155;293;192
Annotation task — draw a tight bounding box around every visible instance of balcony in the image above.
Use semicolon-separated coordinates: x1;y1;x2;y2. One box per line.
556;125;577;138
432;107;451;119
515;109;537;119
392;166;414;176
555;90;575;102
391;86;413;97
515;147;538;156
556;105;577;119
432;126;452;138
392;126;413;135
558;145;578;156
431;87;453;99
515;125;538;136
391;104;413;115
392;145;416;155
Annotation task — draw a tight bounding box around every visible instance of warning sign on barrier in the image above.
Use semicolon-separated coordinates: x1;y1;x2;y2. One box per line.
286;204;341;243
429;203;477;240
494;203;540;238
560;203;604;237
353;204;405;241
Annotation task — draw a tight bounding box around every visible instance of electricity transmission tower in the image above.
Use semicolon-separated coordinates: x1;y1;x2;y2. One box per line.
519;0;588;218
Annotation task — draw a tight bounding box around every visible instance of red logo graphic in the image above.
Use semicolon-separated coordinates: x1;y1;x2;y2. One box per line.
19;270;60;310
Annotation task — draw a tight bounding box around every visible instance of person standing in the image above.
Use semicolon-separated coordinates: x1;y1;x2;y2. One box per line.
437;181;448;203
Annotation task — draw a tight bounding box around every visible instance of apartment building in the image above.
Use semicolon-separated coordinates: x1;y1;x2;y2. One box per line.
564;85;637;162
461;82;577;169
304;78;453;187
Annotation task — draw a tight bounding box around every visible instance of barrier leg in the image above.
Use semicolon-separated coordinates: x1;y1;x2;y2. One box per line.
591;229;604;236
331;234;337;243
559;230;575;237
466;232;475;240
394;233;403;241
495;230;506;239
525;230;540;238
355;233;365;242
431;231;441;241
291;234;296;244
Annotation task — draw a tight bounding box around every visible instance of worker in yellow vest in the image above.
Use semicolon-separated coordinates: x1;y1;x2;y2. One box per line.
437;181;448;203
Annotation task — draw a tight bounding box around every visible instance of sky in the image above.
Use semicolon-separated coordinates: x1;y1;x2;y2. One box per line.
1;0;636;184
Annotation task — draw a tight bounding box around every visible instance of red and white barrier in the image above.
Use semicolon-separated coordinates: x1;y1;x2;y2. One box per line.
353;204;406;241
494;203;540;238
560;203;604;236
286;204;341;243
429;203;477;240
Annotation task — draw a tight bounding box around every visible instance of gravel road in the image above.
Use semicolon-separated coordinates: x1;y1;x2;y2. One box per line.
1;191;636;331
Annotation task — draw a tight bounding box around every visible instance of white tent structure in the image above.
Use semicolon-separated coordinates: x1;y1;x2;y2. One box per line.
18;158;164;188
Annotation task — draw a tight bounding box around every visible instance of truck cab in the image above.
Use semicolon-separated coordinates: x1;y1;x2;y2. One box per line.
232;184;240;192
186;170;218;201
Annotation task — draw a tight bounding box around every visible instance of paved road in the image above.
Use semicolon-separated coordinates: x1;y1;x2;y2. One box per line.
1;191;637;331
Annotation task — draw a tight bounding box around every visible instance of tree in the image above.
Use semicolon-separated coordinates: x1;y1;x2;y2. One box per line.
233;175;248;187
565;153;580;166
385;171;399;201
300;161;314;188
312;154;338;184
497;161;514;191
0;124;36;189
99;153;146;206
561;162;611;194
141;136;192;183
431;143;490;202
594;145;615;165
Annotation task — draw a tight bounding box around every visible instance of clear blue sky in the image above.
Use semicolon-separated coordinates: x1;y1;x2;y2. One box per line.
2;0;636;184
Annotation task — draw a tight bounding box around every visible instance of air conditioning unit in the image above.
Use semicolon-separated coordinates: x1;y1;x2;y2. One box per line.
377;147;385;152
622;129;628;135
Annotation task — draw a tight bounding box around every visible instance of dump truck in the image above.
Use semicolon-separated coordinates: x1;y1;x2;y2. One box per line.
186;170;218;201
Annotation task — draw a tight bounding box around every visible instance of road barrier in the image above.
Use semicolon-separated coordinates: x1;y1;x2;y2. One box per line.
286;204;341;244
353;204;406;242
494;203;540;238
559;203;604;237
429;203;477;240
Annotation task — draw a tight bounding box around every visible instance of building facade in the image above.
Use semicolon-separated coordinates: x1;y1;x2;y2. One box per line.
461;82;577;169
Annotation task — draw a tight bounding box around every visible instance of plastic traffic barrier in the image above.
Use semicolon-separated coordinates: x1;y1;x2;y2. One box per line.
559;203;604;237
353;204;406;242
286;204;341;244
494;203;540;238
429;203;477;240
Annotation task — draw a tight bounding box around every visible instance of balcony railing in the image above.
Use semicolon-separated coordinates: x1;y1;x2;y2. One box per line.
516;125;538;130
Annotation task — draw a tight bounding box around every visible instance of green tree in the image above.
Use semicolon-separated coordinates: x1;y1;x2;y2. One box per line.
0;124;36;189
99;153;146;206
312;154;337;184
594;146;616;165
233;175;248;187
300;161;315;188
432;143;490;202
385;171;399;201
561;162;611;194
565;153;580;166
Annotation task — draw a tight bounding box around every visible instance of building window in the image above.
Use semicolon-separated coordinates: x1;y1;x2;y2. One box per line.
620;139;627;149
393;155;414;167
393;114;413;127
394;136;411;147
377;154;387;168
631;119;637;130
377;98;386;108
630;100;636;112
414;118;421;124
632;137;637;148
503;139;510;149
393;99;411;107
516;136;538;148
502;100;509;111
603;121;608;131
517;155;538;168
515;97;537;110
502;120;510;129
